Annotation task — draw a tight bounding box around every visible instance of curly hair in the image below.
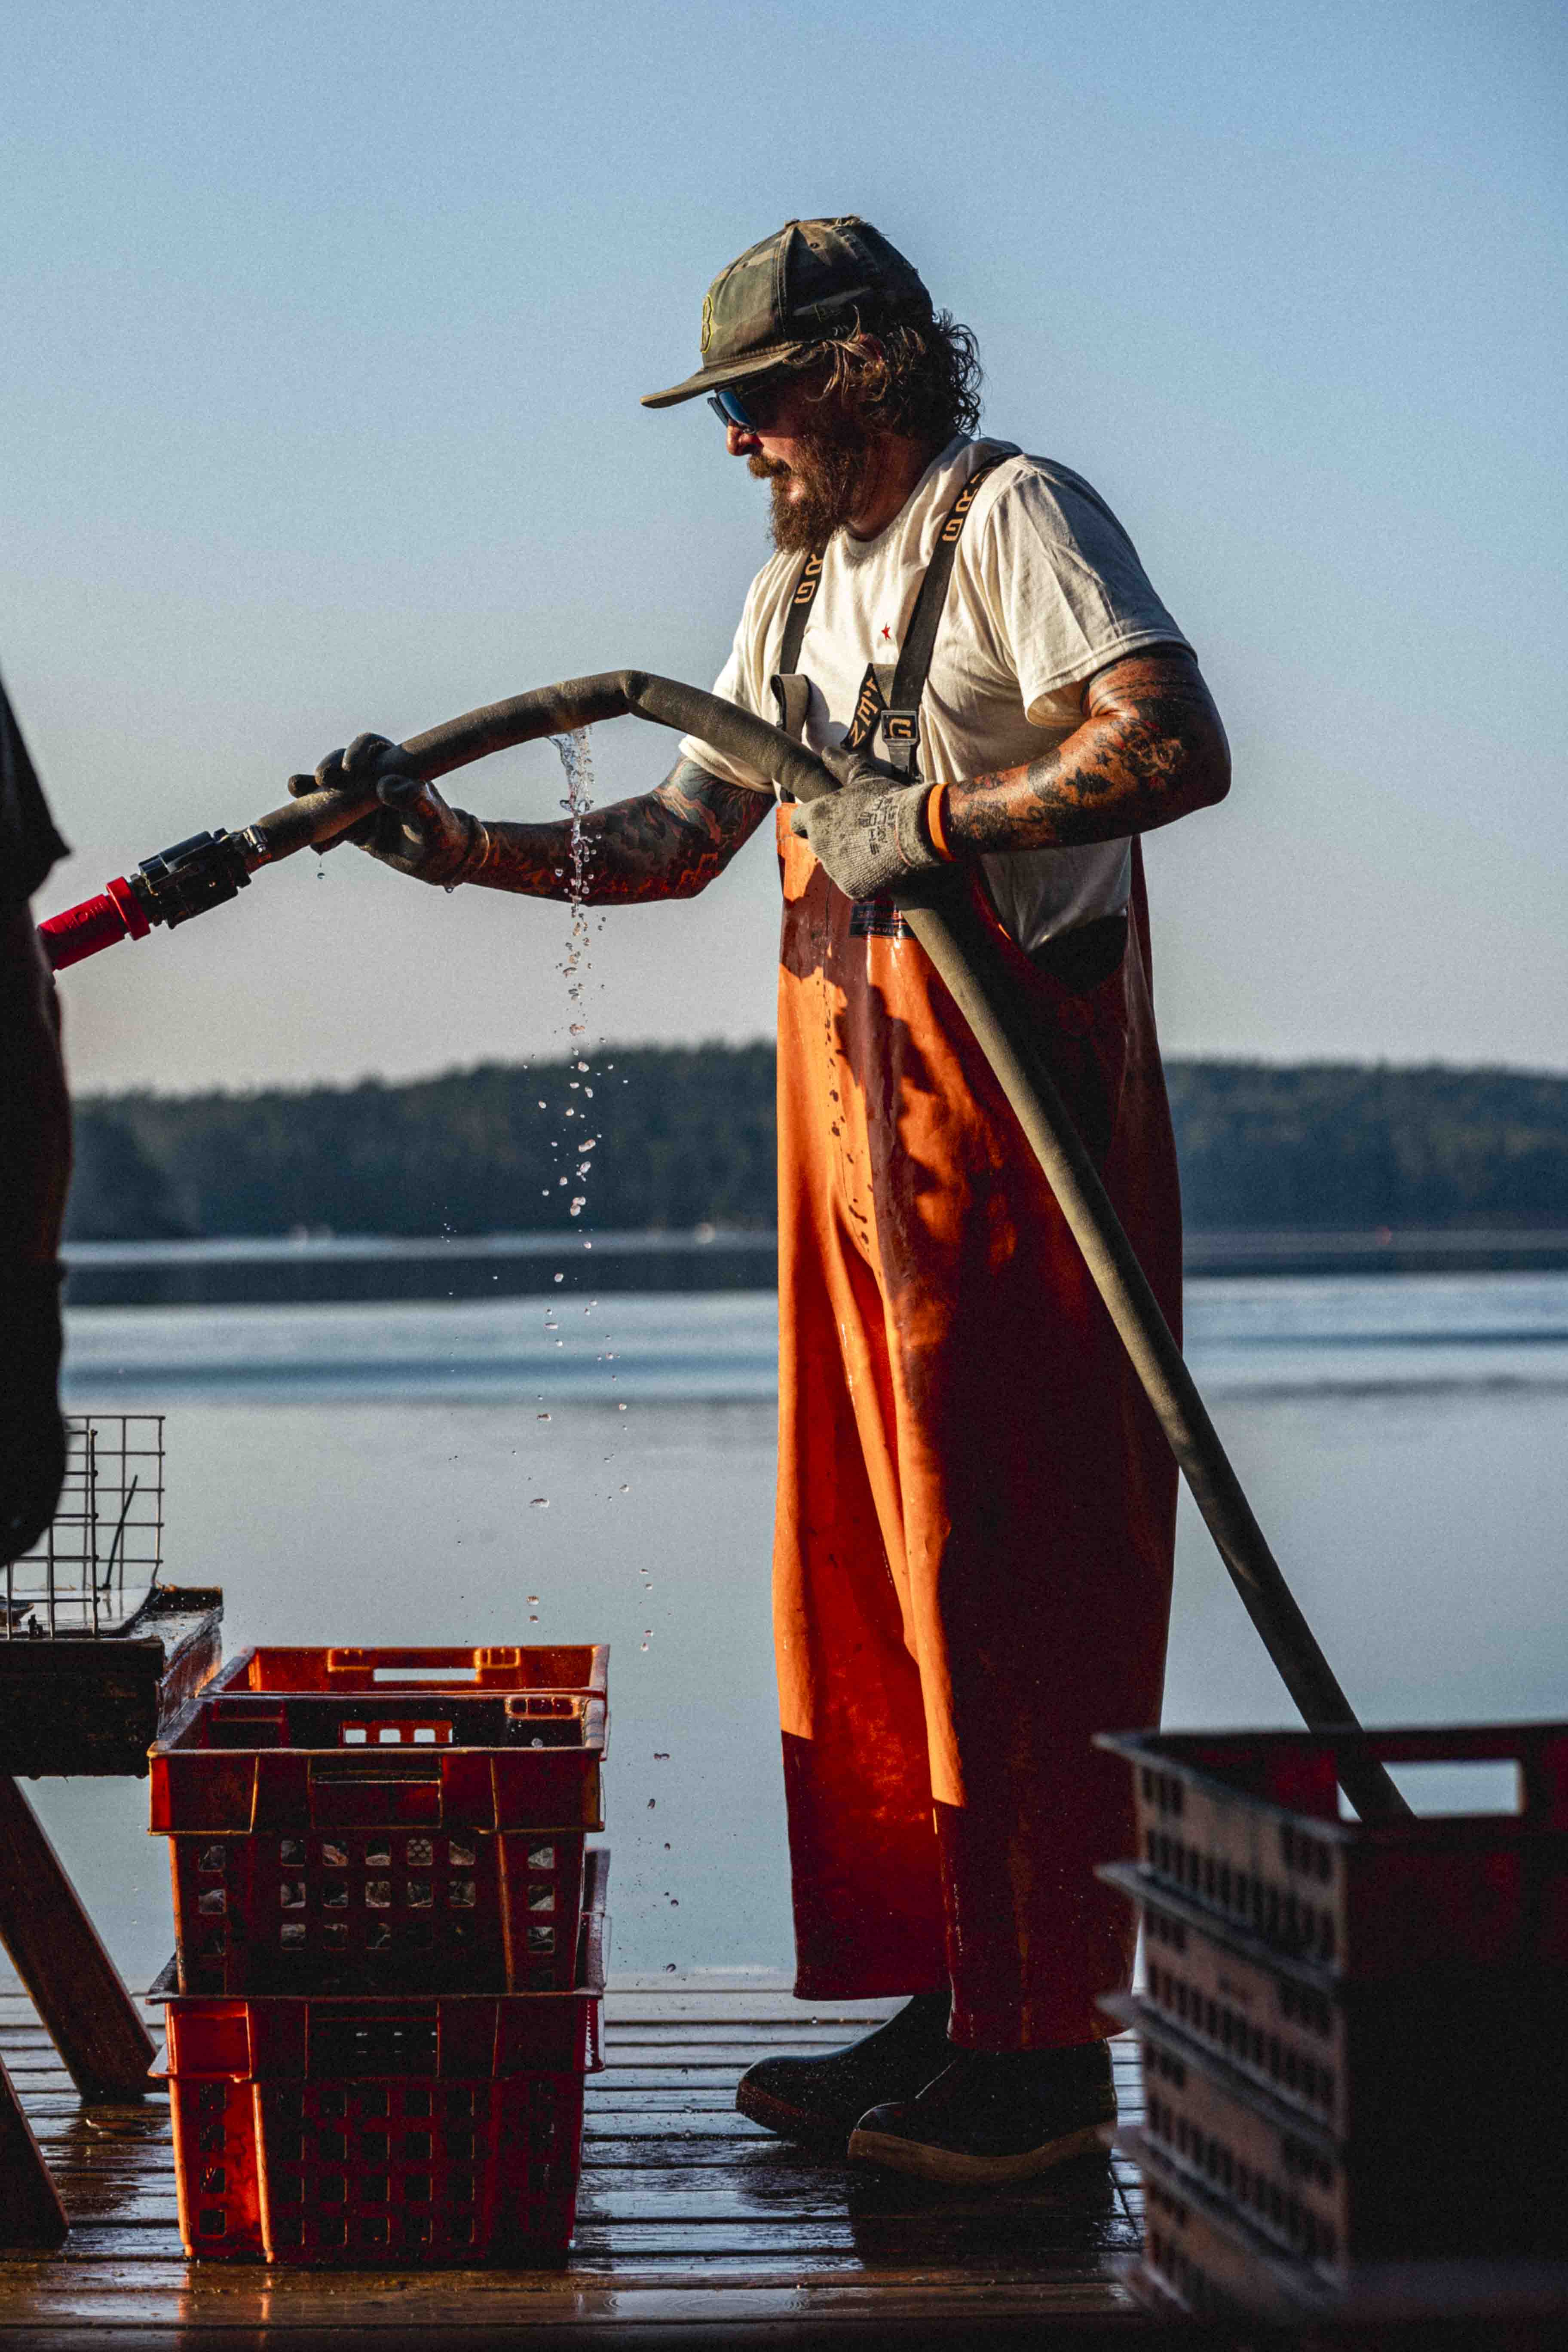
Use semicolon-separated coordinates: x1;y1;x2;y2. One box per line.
789;303;983;444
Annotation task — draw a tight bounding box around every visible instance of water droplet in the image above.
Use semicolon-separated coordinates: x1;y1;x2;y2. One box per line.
619;1483;629;1493
527;1594;540;1605
530;1497;550;1510
536;1412;551;1422
618;1402;627;1411
554;1271;564;1283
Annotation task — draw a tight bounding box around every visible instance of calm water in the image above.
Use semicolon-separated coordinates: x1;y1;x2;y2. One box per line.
19;1274;1568;1988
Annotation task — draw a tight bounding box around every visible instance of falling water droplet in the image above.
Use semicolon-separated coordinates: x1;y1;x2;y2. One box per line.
536;1412;551;1422
530;1497;550;1510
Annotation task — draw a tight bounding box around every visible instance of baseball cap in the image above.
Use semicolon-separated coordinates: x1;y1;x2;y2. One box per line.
641;217;931;410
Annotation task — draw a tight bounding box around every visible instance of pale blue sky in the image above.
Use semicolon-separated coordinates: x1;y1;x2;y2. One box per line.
7;0;1565;1090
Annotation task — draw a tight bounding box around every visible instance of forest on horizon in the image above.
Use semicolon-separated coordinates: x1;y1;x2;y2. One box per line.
67;1049;1568;1243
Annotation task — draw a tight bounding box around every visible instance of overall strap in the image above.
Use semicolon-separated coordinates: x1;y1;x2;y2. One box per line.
846;449;1010;774
776;550;823;677
772;447;1008;772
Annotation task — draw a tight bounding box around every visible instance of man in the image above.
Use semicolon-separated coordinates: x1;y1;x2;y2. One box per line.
298;218;1228;2183
1;670;73;1563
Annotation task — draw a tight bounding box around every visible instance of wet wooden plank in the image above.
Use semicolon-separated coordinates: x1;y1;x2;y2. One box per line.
0;1984;1146;2338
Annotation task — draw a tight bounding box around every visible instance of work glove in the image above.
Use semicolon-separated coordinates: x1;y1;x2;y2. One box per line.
287;735;490;888
787;744;944;901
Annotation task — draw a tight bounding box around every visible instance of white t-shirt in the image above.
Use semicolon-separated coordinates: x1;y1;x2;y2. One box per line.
680;434;1191;954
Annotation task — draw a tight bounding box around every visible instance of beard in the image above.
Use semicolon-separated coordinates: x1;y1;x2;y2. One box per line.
750;421;870;553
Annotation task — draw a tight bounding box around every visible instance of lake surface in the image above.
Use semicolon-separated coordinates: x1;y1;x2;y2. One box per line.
20;1273;1568;1989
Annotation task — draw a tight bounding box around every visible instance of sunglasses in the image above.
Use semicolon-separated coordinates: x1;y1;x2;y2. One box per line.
707;378;785;432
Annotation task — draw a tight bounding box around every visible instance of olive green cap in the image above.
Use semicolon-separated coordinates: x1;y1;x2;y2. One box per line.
641;216;931;409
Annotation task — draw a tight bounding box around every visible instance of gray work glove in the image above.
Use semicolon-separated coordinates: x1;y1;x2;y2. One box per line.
288;734;490;888
787;743;943;900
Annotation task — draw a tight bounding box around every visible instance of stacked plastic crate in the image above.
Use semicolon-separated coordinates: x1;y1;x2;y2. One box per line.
148;1645;609;2265
1098;1724;1568;2322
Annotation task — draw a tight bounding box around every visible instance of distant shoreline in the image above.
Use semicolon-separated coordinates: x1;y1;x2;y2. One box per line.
62;1227;1568;1308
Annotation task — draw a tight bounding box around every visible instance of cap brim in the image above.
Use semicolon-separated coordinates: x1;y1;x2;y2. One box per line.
640;340;813;410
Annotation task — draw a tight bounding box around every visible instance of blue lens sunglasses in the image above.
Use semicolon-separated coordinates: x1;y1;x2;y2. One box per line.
707;380;780;432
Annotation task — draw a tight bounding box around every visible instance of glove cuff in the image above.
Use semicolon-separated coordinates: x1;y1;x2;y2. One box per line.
436;813;491;891
893;781;944;876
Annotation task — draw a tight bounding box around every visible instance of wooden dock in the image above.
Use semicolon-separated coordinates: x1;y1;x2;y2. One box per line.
0;1974;1148;2344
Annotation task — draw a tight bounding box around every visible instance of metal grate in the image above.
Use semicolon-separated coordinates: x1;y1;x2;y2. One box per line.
3;1415;165;1638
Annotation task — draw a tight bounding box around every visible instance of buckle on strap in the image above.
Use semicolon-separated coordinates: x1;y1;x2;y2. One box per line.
879;709;920;776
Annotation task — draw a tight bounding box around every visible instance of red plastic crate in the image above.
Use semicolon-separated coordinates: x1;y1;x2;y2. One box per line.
203;1644;608;1701
157;1862;606;2266
152;1688;606;1994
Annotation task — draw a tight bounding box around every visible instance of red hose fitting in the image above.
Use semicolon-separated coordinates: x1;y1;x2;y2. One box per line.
37;876;151;972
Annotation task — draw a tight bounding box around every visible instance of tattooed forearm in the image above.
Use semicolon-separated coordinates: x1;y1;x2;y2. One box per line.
946;649;1230;855
473;759;773;905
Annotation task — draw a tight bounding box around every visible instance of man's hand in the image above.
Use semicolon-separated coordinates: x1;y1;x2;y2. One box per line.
288;734;490;888
787;744;943;900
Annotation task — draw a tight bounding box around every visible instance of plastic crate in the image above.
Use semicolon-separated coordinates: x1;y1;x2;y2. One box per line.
152;1690;605;1994
1121;1997;1564;2273
156;1859;606;2266
1130;2139;1568;2329
1098;1723;1568;1977
1103;1862;1565;2142
203;1644;608;1701
1130;2133;1330;2321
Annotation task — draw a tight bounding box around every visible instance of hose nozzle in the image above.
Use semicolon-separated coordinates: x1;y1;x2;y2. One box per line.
37;828;253;972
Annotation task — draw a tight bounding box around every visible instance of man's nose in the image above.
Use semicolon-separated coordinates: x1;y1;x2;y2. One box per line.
725;423;760;457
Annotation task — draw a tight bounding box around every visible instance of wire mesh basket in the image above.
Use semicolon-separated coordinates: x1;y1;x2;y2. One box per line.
2;1414;166;1639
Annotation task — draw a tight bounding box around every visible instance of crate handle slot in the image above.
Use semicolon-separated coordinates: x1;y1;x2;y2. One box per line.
325;1647;481;1682
310;1754;444;1782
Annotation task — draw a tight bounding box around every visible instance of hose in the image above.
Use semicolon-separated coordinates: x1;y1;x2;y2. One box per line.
44;668;1407;1819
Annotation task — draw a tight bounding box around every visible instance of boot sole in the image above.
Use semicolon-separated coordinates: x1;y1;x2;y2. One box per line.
845;2119;1109;2185
735;2076;853;2151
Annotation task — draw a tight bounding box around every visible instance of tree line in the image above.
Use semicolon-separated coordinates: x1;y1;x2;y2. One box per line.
66;1047;1568;1241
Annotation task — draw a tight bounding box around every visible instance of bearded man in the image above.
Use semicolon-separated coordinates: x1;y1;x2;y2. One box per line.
299;217;1229;2184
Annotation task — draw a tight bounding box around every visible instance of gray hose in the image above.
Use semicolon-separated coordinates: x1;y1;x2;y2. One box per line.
254;671;1406;1822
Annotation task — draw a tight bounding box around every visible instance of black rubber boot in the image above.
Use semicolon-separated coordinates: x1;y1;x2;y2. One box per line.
735;1993;953;2149
847;2038;1115;2185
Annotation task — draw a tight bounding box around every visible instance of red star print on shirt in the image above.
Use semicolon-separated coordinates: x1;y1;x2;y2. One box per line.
880;625;893;643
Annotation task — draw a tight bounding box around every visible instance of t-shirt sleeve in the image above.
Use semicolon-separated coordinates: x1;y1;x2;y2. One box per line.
977;463;1192;729
0;670;69;905
676;565;786;796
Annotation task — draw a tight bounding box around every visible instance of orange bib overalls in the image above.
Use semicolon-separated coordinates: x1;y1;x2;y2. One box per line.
768;496;1182;2051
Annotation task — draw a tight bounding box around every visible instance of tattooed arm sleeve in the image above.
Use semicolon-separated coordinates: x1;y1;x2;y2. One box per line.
945;649;1230;854
473;759;775;905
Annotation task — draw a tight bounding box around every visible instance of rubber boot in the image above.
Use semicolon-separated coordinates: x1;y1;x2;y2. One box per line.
735;1992;953;2150
848;2038;1115;2184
